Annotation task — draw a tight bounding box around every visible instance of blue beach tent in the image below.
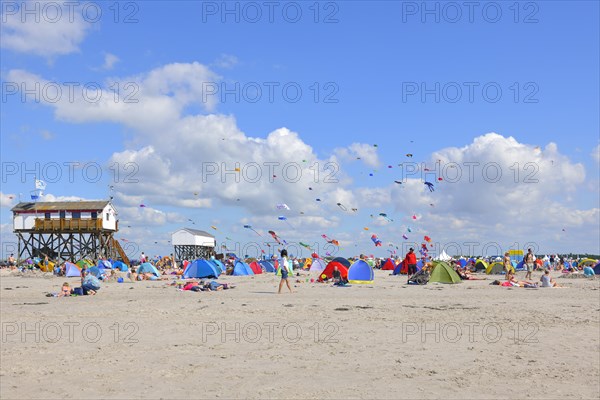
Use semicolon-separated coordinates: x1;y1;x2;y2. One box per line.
184;259;219;279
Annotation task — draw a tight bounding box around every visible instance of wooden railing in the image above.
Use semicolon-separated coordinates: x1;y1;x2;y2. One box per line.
34;218;104;231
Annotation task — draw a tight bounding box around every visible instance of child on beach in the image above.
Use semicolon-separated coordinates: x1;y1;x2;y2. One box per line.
278;249;293;294
58;282;72;297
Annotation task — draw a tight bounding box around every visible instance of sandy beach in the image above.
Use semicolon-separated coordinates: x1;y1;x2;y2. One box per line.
1;269;598;399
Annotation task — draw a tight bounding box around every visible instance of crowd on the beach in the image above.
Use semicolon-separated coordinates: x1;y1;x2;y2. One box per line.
1;246;597;297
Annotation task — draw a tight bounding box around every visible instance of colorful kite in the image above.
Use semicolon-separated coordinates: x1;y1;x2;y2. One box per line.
402;234;408;240
379;213;393;222
276;204;290;210
243;225;261;236
371;234;382;247
424;236;431;243
268;230;283;245
278;216;294;228
322;234;340;246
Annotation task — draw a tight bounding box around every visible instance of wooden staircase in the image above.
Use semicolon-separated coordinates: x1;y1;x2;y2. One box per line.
111;238;130;265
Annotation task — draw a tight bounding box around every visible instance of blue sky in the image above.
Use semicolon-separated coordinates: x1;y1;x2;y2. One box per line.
1;1;599;259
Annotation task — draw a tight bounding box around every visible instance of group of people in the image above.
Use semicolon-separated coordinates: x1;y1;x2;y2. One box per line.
57;267;102;297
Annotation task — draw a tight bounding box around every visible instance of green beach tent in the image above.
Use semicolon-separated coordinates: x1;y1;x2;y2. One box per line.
474;259;488;272
486;262;506;275
429;261;462;284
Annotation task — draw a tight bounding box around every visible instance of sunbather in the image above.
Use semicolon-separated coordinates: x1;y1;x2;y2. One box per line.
58;282;72;297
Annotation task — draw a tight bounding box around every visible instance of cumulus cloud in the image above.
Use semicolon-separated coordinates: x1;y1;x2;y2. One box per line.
1;0;91;57
7;63;598;254
0;193;18;208
334;142;381;168
101;53;119;70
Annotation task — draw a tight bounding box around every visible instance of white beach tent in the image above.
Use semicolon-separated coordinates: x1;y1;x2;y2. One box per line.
435;250;452;261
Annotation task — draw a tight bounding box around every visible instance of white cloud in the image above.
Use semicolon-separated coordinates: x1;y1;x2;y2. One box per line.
7;62;222;131
0;193;18;208
592;144;600;164
7;63;598;254
101;53;119;70
334;142;381;168
212;54;238;69
1;0;91;58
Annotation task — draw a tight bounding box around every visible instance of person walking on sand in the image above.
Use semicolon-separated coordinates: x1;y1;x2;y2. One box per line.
405;248;417;283
278;249;293;294
524;248;535;280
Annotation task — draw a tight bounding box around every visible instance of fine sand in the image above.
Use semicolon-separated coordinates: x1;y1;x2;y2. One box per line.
1;269;599;399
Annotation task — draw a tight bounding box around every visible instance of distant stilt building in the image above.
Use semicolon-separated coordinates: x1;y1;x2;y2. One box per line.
172;228;216;261
11;200;128;263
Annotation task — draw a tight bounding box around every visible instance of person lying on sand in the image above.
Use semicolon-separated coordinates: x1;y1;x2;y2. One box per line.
58;282;72;297
137;273;169;281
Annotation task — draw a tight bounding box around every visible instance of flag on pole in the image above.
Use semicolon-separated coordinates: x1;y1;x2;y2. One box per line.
35;179;46;191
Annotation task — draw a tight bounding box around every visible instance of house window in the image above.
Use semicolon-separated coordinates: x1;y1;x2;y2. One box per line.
105;212;110;221
91;212;97;219
59;211;66;219
44;212;51;219
72;211;81;219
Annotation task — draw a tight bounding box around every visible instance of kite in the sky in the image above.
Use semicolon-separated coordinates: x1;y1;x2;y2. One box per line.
211;225;218;230
424;182;435;192
371;234;383;247
322;234;340;246
268;230;283;245
351;208;358;212
406;154;413;158
394;181;403;185
278;216;294;228
402;234;409;240
316;198;321;202
412;214;418;220
363;227;369;231
379;213;393;222
243;225;261;236
336;202;347;211
438;177;443;181
369;173;374;176
276;203;290;210
139;204;146;208
407;227;412;232
424;235;432;243
299;242;312;250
